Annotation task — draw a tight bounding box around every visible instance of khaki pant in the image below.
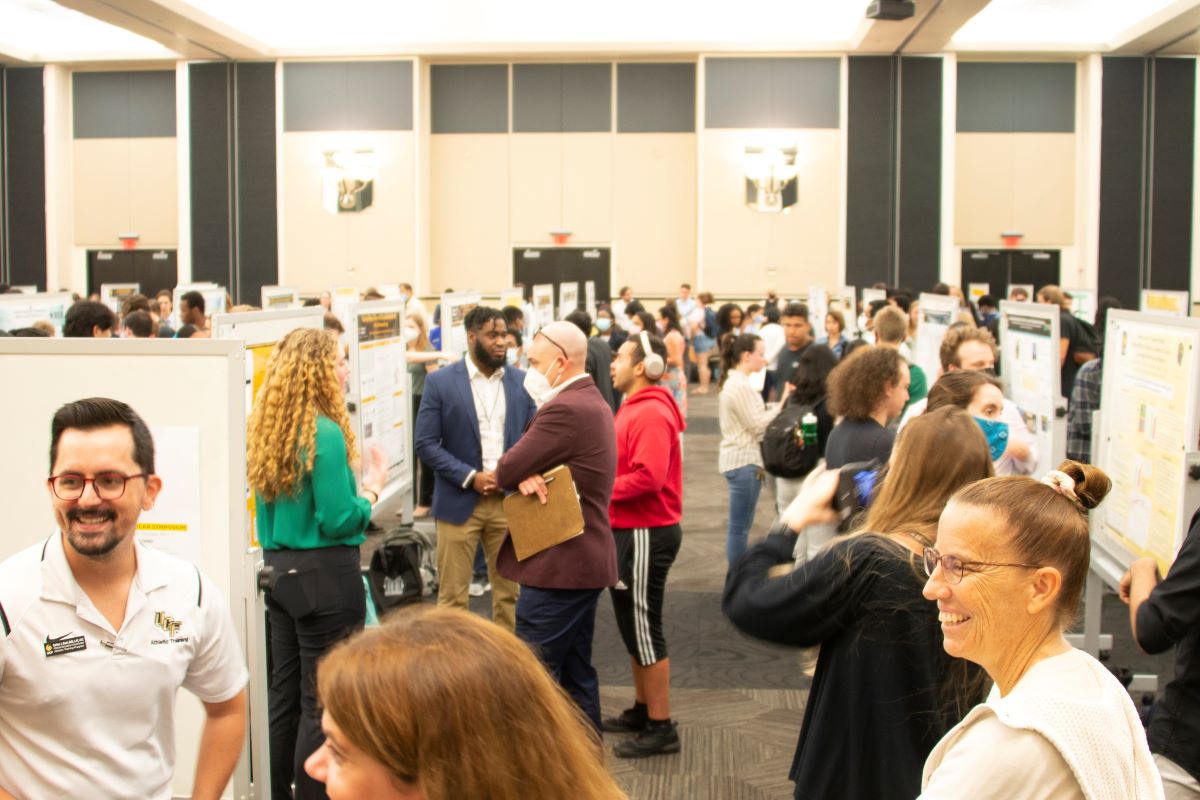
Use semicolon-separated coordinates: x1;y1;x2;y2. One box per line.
435;495;519;632
1157;754;1200;799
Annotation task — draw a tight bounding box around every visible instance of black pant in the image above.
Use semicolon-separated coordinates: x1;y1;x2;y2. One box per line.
265;546;365;800
412;394;434;507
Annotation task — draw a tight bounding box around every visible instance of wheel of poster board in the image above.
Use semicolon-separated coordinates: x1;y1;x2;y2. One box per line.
1094;310;1200;580
998;300;1065;472
349;299;414;500
0;338;258;800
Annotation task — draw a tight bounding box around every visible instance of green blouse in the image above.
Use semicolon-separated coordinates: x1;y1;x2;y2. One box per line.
256;415;370;550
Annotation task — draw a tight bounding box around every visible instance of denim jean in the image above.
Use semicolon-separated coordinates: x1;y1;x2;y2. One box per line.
725;464;763;565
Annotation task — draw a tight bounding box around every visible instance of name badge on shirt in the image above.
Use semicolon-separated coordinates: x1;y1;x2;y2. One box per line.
44;633;87;658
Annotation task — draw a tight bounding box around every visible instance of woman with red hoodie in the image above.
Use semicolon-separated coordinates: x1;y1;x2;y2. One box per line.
600;331;686;759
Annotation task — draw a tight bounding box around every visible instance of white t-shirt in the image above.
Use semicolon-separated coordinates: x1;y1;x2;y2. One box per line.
0;534;248;800
759;323;786;369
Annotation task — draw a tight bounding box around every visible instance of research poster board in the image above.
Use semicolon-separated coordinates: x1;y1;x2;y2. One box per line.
260;285;300;310
833;285;857;335
349;299;412;493
100;282;140;314
171;282;219;327
440;291;481;357
807;286;829;338
585;280;597;319
999;300;1061;477
330;285;359;333
1140;289;1190;318
913;293;961;382
378;283;402;299
559;281;579;319
0;338;259;800
968;283;990;304
1066;287;1096;324
0;291;73;334
532;283;555;328
1008;283;1035;302
500;287;524;309
862;287;886;307
1095;310;1200;575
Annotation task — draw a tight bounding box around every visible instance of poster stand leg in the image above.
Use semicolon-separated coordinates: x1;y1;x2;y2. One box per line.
244;549;271;800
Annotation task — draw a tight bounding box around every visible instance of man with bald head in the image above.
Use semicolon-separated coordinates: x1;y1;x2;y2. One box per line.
495;321;618;728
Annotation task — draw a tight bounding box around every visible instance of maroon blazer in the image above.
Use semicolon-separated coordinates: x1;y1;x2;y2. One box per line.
495;376;618;590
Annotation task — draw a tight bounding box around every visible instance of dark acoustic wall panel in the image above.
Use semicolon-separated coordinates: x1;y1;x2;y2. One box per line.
234;62;279;303
512;64;562;132
1148;58;1194;293
188;63;233;289
616;63;695;133
957;62;1075;133
561;64;611;132
431;65;508;133
282;61;413;132
73;70;176;138
846;57;896;289
897;57;942;293
706;57;839;129
512;64;611;133
4;68;47;289
1098;58;1147;308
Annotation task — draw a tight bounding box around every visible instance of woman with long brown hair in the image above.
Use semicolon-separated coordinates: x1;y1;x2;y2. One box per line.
248;327;387;800
305;606;627;800
724;406;992;800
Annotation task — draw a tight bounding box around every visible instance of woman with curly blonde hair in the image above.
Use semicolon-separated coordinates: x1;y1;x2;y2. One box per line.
305;606;627;800
248;327;387;800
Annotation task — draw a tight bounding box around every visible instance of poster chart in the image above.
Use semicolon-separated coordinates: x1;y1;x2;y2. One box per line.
1066;287;1096;323
0;291;73;334
807;286;829;339
171;282;220;327
585;280;597;319
350;299;412;491
968;283;990;304
559;281;580;319
330;285;360;333
260;285;300;310
998;300;1061;477
532;283;555;328
1140;289;1190;318
913;292;961;383
101;282;140;314
441;291;482;356
832;285;857;335
499;287;524;309
136;425;203;565
1096;310;1200;575
862;287;886;306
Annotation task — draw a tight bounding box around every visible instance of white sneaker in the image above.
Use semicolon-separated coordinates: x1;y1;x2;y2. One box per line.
468;579;489;597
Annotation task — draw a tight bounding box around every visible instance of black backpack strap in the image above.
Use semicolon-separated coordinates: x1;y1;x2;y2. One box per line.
0;601;9;637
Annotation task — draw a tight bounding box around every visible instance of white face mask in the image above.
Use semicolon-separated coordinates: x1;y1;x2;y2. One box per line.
523;359;562;406
506;347;519;366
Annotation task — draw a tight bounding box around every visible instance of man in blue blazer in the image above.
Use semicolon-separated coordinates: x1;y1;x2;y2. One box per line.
415;306;536;631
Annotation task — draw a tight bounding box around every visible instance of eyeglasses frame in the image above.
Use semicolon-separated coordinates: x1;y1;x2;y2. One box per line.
923;546;1041;585
48;472;148;501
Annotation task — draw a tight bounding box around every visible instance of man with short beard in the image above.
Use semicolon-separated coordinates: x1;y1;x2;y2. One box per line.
0;397;247;800
415;306;537;631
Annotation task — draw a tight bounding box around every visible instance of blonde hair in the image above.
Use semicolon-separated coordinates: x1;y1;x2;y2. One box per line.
317;607;628;800
247;328;357;502
407;312;431;352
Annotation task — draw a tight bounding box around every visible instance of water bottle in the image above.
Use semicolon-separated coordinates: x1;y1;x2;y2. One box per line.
800;412;818;447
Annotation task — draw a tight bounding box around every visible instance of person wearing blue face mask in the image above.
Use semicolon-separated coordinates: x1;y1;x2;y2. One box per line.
924;371;1015;469
594;305;628;355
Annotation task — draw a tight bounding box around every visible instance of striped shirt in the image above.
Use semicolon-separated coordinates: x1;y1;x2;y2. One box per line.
718;370;783;474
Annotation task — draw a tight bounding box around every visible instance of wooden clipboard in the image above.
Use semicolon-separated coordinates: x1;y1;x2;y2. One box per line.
502;464;585;561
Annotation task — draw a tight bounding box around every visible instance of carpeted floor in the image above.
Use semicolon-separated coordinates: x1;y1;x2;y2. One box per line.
369;391;1174;800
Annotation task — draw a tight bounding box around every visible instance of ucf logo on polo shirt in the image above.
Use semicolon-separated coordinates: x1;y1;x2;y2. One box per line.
151;611;188;645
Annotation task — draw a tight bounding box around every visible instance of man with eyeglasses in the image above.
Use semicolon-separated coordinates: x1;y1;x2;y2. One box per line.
0;397;247;800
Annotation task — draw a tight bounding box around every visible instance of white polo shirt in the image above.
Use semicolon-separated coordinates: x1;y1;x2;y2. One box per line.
0;533;248;800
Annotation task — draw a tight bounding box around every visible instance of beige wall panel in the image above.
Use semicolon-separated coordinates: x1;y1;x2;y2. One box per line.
1012;133;1075;245
128;138;178;246
509;134;563;244
955;133;1075;246
74;139;131;246
430;134;511;293
281;131;416;292
562;134;612;243
612;134;696;298
701;129;841;296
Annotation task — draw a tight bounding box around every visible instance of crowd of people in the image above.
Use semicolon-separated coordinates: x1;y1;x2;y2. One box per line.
0;278;1196;800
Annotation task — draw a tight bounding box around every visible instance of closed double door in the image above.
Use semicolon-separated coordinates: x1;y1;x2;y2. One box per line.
87;249;178;299
961;249;1060;299
513;247;611;310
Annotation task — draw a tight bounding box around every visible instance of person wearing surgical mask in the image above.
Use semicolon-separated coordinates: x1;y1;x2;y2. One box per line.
504;330;525;368
594;306;627;355
405;314;458;516
923;371;1015;468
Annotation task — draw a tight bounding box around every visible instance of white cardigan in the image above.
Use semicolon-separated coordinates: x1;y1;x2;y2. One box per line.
920;648;1164;800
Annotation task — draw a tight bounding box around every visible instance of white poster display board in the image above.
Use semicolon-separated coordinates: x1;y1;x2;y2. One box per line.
807;286;829;337
1008;283;1035;302
330;285;359;333
1140;289;1190;318
10;285;37;294
350;300;412;494
1066;287;1096;323
171;282;218;327
100;282;140;314
0;291;73;334
440;292;481;357
0;338;259;800
968;283;990;304
833;285;857;335
212;307;326;415
559;281;579;319
585;280;597;319
999;300;1061;477
378;283;402;299
1095;310;1200;575
913;293;960;383
862;288;887;306
532;284;555;328
260;285;300;310
500;287;524;309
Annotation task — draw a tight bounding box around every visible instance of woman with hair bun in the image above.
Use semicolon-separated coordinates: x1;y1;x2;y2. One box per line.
305;606;627;800
248;327;388;800
921;461;1163;799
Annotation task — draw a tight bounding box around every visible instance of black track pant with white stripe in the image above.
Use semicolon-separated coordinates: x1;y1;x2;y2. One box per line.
609;524;683;666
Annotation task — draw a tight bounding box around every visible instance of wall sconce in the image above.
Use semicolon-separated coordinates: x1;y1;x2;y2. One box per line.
322;148;376;214
743;145;798;213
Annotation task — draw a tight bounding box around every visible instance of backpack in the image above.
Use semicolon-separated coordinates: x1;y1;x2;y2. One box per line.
761;399;823;479
367;527;437;614
703;306;717;336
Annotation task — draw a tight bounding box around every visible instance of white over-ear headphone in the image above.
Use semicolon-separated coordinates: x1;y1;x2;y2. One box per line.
639;330;665;380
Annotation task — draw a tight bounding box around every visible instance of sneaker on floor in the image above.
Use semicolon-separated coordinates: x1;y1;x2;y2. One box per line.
468;578;489;597
600;706;648;733
613;722;680;758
